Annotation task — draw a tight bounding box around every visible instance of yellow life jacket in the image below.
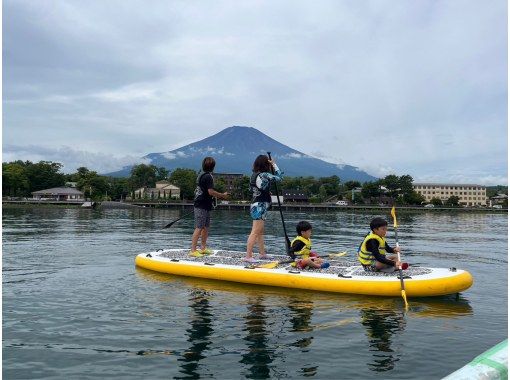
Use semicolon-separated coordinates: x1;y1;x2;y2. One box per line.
358;232;386;266
290;236;312;258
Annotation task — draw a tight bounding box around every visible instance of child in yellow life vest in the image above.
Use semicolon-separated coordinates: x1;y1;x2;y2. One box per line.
290;221;330;270
358;217;408;272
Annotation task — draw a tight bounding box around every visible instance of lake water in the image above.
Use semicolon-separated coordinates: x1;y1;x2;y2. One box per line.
2;206;508;379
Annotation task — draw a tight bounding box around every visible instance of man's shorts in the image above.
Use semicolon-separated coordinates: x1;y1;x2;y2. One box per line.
194;207;211;228
250;202;270;220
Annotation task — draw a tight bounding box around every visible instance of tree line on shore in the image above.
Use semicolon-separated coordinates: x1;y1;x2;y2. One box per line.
3;160;506;206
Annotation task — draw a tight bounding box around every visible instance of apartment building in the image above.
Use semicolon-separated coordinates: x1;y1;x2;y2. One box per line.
413;183;487;206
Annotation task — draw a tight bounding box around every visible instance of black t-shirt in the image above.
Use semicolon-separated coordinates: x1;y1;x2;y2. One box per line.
365;239;395;266
194;172;214;210
290;240;306;254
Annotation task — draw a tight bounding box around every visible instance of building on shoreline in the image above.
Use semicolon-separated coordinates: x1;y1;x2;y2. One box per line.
32;187;85;201
413;183;487;206
133;181;180;200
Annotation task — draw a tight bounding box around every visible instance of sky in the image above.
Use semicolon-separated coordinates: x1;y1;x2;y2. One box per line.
3;0;508;185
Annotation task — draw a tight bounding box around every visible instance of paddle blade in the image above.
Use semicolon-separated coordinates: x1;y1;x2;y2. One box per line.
401;290;409;310
391;206;398;228
258;261;280;269
163;219;179;229
329;251;347;258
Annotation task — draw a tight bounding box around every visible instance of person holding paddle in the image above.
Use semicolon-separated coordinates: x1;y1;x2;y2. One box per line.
190;157;229;256
245;154;283;263
358;217;408;272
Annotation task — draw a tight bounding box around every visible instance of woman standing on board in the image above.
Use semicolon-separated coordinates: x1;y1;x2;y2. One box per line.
245;155;283;262
191;157;228;256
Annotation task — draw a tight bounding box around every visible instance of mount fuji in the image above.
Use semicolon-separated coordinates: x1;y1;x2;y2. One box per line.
107;126;377;181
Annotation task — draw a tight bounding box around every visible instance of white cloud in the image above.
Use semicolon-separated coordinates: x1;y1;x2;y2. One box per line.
281;152;306;159
2;0;507;184
3;144;149;174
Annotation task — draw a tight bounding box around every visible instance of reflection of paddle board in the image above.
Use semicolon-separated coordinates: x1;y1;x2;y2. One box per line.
135;249;473;297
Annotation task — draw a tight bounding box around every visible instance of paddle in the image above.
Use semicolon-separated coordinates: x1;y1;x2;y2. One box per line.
162;210;194;229
267;152;292;257
257;251;347;269
391;206;409;310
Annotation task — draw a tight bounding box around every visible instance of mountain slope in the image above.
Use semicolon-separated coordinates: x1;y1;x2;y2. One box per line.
107;126;377;181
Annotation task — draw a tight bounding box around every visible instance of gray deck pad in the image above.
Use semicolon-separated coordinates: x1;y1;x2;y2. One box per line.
156;249;431;277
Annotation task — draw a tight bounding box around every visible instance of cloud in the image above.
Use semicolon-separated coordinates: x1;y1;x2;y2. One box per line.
161;151;188;160
280;152;306;159
2;0;507;184
3;144;149;174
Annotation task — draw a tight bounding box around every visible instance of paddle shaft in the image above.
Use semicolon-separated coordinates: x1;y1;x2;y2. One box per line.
267;152;292;256
163;210;194;229
392;210;409;308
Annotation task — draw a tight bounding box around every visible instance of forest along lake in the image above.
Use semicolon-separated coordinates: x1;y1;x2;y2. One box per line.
2;206;507;379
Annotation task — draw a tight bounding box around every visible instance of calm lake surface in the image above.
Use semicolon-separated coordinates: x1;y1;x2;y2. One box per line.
2;206;508;379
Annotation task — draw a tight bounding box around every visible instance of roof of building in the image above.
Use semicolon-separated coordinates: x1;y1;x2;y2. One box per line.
413;183;485;187
32;187;84;195
136;185;180;192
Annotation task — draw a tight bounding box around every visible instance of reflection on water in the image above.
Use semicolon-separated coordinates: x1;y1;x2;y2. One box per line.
360;304;405;372
240;296;273;379
288;298;317;377
177;289;214;379
136;268;475;376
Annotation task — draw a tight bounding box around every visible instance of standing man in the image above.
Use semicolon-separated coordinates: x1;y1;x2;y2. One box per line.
191;157;228;256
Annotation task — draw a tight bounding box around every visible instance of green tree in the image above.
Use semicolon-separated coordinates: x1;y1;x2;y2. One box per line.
344;180;361;191
76;170;110;201
319;175;340;196
361;181;382;201
318;185;327;201
2;162;29;197
399;174;414;195
232;175;250;200
25;161;65;193
352;192;364;204
381;174;400;198
129;164;158;190
109;177;130;201
155;167;169;181
169;168;197;200
403;191;425;205
430;197;443;206
445;195;460;207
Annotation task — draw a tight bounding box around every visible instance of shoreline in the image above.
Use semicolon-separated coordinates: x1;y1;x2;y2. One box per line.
2;200;507;213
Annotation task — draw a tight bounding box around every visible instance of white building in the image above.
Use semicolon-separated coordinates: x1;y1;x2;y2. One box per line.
413;183;487;206
134;181;180;199
32;187;85;201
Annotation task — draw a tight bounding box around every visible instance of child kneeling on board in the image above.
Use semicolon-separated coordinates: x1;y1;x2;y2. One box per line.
290;221;330;270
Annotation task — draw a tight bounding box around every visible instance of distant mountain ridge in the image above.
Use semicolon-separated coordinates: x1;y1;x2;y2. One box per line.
106;126;377;181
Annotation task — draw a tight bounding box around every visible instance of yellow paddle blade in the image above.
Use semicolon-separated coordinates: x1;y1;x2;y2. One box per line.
401;290;409;310
391;206;398;228
257;261;280;269
329;251;347;258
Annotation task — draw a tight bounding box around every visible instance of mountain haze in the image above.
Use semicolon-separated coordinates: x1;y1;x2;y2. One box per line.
107;126;377;181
